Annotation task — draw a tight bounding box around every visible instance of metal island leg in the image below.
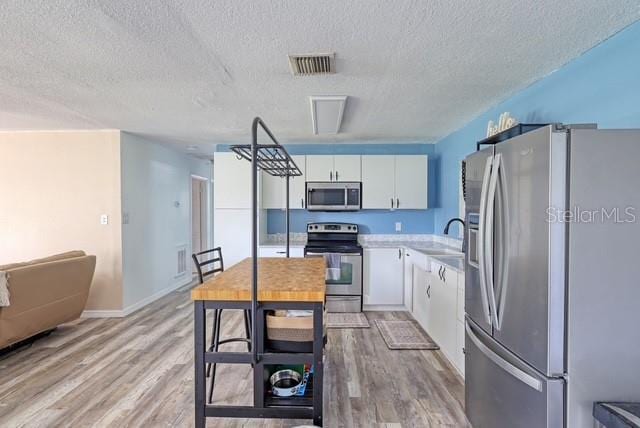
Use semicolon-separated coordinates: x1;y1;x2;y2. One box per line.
194;300;206;428
313;301;324;427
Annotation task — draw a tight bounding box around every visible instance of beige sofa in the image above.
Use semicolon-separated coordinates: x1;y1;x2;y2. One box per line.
0;251;96;349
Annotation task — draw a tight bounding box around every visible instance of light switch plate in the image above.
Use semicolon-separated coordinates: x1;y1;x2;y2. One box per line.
100;214;109;225
395;222;402;232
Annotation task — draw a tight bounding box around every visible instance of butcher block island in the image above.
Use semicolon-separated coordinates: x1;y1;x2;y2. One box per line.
191;257;327;427
191;257;326;302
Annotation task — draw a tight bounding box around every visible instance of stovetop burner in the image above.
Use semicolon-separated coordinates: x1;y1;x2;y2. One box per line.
304;222;361;254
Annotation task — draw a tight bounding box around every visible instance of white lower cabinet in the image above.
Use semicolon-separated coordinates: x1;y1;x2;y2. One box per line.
258;246;304;258
410;256;465;377
456;320;465;377
432;264;458;363
363;248;404;306
403;248;414;310
411;265;431;330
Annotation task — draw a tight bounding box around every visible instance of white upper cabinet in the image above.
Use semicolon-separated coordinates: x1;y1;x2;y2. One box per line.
333;155;361;181
261;155;306;210
361;155;395;209
306;155;334;182
306;155;361;182
261;172;284;209
214;152;252;209
361;155;428;210
288;155;306;209
395;155;428;209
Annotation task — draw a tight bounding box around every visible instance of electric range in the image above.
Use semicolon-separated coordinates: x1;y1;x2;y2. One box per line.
304;222;363;312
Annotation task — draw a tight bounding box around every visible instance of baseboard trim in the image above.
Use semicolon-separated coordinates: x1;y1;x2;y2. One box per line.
82;276;194;318
81;309;126;318
363;304;408;312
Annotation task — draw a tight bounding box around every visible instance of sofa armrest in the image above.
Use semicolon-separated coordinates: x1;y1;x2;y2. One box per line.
0;255;96;321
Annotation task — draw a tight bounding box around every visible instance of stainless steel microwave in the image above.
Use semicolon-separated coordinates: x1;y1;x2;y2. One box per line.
306;182;361;211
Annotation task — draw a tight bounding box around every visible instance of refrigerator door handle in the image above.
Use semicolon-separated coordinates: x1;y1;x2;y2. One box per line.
466;321;543;392
495;154;511;330
485;153;501;328
477;156;494;325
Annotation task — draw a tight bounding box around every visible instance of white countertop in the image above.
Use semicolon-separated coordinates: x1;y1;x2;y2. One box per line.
260;233;465;273
259;243;306;248
360;239;465;273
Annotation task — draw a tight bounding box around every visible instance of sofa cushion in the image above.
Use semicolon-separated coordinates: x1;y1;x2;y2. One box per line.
0;251;86;272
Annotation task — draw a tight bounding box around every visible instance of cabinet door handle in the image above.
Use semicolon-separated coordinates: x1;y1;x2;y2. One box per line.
330;171;333;181
390;198;394;209
438;266;443;280
276;251;286;254
396;198;400;208
427;284;431;298
398;248;402;259
335;171;339;181
442;267;446;282
301;198;304;208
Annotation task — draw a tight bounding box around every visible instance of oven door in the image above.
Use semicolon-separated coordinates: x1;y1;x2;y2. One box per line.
304;251;362;296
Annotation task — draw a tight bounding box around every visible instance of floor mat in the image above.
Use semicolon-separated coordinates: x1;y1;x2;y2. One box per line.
326;312;370;328
374;319;439;350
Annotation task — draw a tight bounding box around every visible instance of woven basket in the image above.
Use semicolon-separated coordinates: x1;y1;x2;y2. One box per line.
266;311;314;342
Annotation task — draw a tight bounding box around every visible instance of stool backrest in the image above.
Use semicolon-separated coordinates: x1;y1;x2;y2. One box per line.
192;247;224;284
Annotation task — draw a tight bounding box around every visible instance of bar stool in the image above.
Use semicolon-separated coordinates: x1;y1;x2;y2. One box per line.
192;247;251;404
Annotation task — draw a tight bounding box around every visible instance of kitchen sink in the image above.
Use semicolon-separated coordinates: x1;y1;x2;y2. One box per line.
416;248;464;257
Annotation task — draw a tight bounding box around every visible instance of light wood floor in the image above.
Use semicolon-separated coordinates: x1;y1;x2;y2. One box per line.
0;284;468;427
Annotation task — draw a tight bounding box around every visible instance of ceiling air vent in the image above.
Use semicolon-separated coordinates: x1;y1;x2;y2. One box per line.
288;53;335;76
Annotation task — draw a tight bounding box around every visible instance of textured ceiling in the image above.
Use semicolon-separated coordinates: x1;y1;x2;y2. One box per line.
1;1;639;155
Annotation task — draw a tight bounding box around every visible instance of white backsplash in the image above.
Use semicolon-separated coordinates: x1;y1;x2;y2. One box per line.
358;234;434;243
261;233;307;245
263;232;463;251
359;234;463;250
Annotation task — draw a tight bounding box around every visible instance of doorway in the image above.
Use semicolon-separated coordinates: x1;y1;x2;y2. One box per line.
191;176;209;263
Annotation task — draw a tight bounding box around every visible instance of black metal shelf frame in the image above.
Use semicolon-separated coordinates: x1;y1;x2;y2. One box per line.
195;300;324;426
476;123;549;151
194;118;323;427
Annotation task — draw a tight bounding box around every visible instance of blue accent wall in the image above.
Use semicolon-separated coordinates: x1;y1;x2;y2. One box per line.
433;21;640;235
217;143;436;234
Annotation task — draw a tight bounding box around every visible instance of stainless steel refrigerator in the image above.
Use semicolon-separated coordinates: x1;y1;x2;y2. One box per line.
464;125;640;427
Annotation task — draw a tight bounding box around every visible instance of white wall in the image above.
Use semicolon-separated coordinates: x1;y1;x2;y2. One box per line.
120;132;212;311
0;130;123;310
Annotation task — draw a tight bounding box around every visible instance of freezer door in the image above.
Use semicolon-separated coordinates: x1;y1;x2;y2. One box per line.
491;126;567;376
465;319;564;428
464;147;494;335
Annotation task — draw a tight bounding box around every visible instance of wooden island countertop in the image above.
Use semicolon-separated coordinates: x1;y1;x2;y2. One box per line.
191;257;326;302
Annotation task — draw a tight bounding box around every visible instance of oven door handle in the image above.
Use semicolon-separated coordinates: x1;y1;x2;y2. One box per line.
305;251;361;256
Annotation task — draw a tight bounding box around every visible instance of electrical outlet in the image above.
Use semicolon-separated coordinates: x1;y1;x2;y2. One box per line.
395;222;402;232
100;214;109;225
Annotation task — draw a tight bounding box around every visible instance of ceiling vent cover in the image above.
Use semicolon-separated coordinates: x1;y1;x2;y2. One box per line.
288;53;335;75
